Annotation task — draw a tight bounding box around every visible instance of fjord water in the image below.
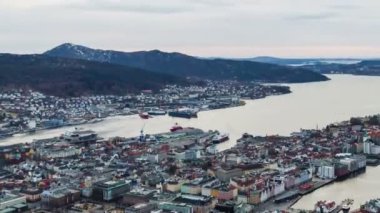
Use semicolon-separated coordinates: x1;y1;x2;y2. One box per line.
1;74;380;208
2;74;379;146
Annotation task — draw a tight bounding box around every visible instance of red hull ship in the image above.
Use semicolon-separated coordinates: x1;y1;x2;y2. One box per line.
139;113;150;119
170;123;183;132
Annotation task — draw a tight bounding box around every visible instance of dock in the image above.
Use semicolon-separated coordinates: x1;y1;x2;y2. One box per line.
298;179;334;196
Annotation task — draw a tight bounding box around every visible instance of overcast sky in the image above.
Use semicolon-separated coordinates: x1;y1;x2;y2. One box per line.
1;0;380;58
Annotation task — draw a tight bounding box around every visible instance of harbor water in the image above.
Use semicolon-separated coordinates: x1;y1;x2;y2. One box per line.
1;74;380;208
1;75;379;147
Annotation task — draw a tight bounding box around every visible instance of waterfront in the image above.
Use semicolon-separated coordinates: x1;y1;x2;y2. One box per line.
292;166;380;210
1;74;380;149
1;74;380;211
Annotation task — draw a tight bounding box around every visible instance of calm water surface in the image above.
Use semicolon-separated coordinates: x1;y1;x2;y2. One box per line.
2;74;379;146
1;74;380;208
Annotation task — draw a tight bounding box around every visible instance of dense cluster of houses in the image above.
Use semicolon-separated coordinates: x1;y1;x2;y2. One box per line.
0;115;378;212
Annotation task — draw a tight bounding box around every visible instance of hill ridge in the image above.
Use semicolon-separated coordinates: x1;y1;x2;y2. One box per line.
44;43;329;83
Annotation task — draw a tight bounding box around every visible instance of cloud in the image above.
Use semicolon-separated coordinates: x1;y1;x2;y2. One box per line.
324;0;361;11
1;0;380;57
0;0;183;13
329;4;359;11
0;0;235;14
286;12;337;21
65;0;196;14
70;0;239;14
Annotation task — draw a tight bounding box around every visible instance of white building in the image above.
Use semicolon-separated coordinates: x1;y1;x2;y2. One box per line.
278;164;297;174
317;166;335;179
39;147;82;159
364;140;380;155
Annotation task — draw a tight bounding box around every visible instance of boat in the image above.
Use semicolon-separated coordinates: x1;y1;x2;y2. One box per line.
340;199;353;213
139;112;150;119
168;109;198;119
62;128;98;144
212;133;229;144
170;123;183;132
299;182;314;191
314;200;337;213
341;205;350;213
147;110;167;116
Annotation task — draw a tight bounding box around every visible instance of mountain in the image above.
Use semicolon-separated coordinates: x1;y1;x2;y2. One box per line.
302;60;380;76
248;56;304;65
0;54;188;97
249;56;362;66
249;56;380;76
44;43;329;83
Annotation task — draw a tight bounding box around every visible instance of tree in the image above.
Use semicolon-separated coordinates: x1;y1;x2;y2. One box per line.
201;160;212;171
168;164;178;175
350;117;362;125
368;115;379;126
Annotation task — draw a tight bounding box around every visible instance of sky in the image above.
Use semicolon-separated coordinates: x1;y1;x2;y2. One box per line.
1;0;380;58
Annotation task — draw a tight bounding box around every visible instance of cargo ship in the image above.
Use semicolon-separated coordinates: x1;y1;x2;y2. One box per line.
212;133;229;144
168;109;198;119
62;128;98;144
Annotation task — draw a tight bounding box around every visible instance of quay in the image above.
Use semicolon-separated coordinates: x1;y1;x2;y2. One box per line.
298;179;334;196
0;114;378;212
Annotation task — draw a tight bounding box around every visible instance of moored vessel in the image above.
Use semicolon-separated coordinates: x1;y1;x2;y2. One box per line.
314;200;337;213
212;133;229;144
168;108;198;119
147;110;166;116
62;128;98;144
139;112;150;119
170;123;183;132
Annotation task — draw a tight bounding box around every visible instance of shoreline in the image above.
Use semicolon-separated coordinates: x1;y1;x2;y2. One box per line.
0;107;379;211
0;91;285;146
1;75;380;149
3;74;379;147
